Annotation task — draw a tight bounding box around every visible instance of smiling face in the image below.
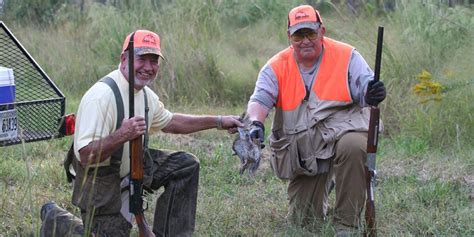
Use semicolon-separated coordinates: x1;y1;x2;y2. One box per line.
120;52;160;90
288;26;326;64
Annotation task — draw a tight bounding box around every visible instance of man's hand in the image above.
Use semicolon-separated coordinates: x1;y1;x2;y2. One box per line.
249;121;265;146
119;116;146;141
219;115;243;134
365;80;386;106
78;116;146;166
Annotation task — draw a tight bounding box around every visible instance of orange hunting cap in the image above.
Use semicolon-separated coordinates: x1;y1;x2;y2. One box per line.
121;30;164;59
288;5;323;35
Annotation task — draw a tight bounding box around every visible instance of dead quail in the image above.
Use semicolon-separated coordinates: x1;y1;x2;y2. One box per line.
232;112;262;175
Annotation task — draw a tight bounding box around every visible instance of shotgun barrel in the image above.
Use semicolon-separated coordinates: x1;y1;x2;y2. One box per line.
128;32;155;237
364;26;384;237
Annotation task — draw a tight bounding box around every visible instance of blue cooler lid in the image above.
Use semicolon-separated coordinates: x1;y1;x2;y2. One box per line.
0;66;15;104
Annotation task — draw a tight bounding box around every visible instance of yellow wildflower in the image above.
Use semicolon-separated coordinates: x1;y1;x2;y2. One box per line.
428;82;443;94
412;69;445;103
417;69;432;81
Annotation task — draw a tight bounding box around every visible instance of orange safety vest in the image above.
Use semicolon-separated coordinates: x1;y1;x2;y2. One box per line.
269;37;353;111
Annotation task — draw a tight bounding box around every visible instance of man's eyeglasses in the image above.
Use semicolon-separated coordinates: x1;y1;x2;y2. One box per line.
290;30;319;43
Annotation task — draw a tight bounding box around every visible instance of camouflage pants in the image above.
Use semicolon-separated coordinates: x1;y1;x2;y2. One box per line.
81;212;131;237
40;203;84;237
41;205;131;237
146;149;200;237
41;148;199;237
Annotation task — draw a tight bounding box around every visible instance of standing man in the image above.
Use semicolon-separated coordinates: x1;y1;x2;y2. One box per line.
246;5;386;236
69;29;242;236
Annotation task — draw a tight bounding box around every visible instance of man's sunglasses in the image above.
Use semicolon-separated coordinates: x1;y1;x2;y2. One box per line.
290;30;319;42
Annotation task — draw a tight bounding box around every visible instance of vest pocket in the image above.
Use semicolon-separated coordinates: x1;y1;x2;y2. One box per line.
294;129;319;177
269;131;320;180
269;134;295;180
72;162;122;215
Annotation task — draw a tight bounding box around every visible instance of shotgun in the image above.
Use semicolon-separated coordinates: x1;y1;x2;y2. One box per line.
128;32;155;237
364;26;384;237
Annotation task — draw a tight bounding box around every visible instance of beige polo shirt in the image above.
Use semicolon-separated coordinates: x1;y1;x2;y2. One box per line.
74;68;173;177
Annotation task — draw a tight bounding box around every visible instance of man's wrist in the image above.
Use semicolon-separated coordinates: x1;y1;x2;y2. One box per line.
216;115;223;130
251;120;264;129
250;120;265;146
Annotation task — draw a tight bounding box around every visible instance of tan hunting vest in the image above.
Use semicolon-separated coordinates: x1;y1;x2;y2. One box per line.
268;37;372;180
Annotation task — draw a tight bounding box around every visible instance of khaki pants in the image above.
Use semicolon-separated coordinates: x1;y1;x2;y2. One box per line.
287;132;367;230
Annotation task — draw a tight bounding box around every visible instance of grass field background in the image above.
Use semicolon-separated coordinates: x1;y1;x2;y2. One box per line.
1;0;473;236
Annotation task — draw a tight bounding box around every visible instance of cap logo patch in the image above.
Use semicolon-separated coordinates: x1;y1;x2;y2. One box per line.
142;34;157;46
295;11;309;20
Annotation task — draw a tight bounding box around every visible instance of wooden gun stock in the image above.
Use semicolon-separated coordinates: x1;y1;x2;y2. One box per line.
130;137;144;214
364;26;384;237
365;107;379;237
130;137;144;179
130;133;155;237
135;213;155;237
128;32;155;237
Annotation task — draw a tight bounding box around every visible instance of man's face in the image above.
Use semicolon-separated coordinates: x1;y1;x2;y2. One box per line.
289;27;325;62
121;53;160;90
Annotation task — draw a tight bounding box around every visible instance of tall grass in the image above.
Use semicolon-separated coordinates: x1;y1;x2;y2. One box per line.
0;0;473;236
385;1;474;148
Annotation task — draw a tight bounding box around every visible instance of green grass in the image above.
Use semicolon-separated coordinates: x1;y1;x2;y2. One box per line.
1;131;473;236
1;0;473;236
380;176;472;235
